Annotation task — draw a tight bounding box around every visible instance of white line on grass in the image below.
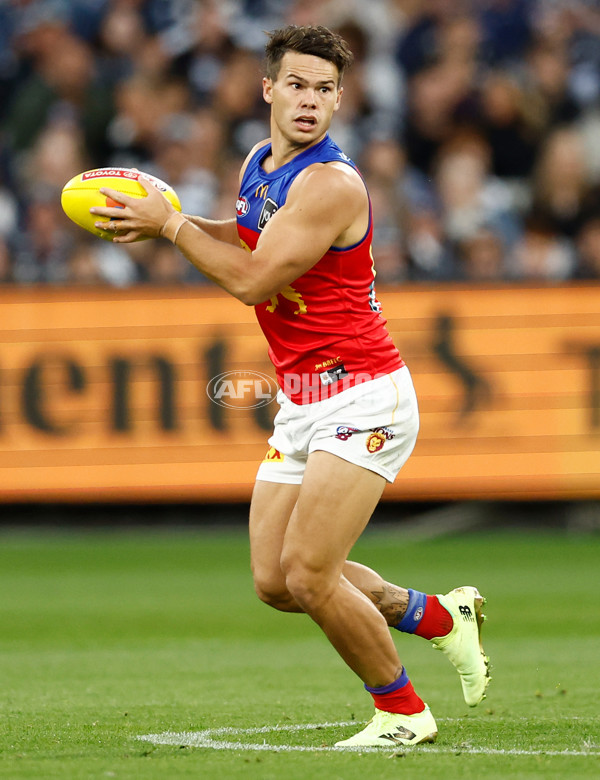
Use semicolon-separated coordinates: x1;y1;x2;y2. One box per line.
138;720;600;756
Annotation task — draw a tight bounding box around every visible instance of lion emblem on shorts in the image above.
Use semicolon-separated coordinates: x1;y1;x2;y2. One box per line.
366;432;386;453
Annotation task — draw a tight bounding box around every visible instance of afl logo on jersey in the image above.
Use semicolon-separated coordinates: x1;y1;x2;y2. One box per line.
236;196;250;217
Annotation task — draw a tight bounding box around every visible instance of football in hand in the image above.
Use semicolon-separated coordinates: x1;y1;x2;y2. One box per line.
61;168;181;241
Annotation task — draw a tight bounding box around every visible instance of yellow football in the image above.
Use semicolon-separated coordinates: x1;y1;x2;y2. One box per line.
61;167;182;241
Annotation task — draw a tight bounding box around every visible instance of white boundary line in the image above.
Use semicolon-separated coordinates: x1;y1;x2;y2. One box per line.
138;719;600;757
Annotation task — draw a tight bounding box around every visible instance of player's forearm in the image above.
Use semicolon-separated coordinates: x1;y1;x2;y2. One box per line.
171;219;268;304
182;215;239;245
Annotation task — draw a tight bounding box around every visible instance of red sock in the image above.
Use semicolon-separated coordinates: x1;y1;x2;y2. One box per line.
366;669;425;714
413;595;454;640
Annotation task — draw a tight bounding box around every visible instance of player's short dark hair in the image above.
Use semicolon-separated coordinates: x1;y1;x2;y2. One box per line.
264;25;354;85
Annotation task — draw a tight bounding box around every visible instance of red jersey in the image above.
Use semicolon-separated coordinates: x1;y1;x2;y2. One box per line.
236;135;403;404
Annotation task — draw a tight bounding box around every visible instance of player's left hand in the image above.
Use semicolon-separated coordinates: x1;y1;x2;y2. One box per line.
90;176;176;243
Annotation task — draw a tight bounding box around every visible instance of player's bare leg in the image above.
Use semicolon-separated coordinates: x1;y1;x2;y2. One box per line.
249;472;489;709
249;479;302;613
343;561;411;626
250;450;436;746
256;453;401;688
252;486;439;629
250;489;410;621
250;483;402;618
252;452;401;686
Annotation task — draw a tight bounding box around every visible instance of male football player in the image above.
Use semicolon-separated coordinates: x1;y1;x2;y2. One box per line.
92;24;489;747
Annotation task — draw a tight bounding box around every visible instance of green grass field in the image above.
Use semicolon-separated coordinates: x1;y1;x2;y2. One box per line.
0;521;598;779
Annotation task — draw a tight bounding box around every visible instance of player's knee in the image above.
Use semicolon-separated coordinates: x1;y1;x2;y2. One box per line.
282;561;333;613
252;572;293;611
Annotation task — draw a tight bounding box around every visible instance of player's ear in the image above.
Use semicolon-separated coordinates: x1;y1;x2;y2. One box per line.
263;77;273;105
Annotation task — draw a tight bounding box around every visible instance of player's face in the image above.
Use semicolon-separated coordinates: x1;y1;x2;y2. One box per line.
263;52;343;148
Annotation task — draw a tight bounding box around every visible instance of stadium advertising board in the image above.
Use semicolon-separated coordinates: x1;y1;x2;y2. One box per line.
0;285;598;501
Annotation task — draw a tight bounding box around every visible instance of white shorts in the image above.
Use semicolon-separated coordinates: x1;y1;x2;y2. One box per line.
256;366;419;484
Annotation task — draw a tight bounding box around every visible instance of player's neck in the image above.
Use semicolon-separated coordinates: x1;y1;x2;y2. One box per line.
266;128;327;172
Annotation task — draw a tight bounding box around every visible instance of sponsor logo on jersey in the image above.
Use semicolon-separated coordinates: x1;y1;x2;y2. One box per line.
258;197;278;231
366;431;386;453
319;364;348;386
255;183;269;200
314;356;342;372
335;425;360;441
236;196;250;217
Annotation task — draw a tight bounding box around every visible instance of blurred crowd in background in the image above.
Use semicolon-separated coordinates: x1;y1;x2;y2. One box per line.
1;0;600;286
